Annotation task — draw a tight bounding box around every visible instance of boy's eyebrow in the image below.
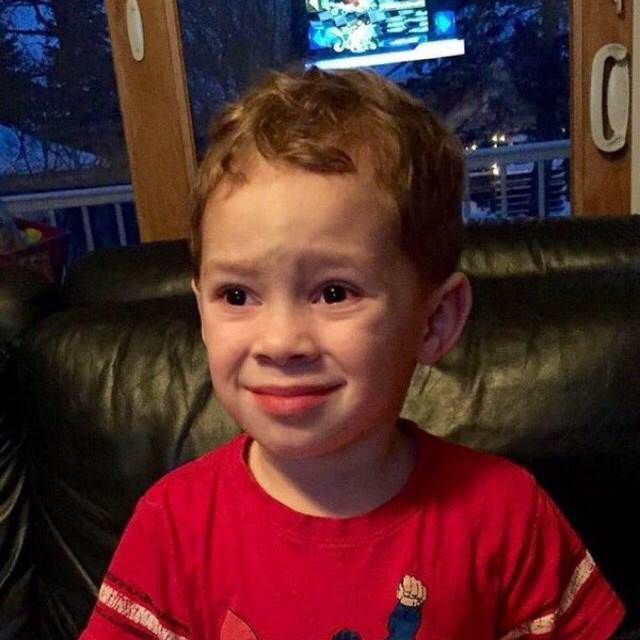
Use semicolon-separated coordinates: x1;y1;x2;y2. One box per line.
202;252;369;277
202;259;261;278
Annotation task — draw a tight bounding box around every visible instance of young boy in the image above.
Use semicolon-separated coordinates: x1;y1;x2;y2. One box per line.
79;67;625;639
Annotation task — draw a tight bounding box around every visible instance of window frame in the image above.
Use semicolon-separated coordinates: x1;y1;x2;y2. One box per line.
105;0;636;241
105;0;196;242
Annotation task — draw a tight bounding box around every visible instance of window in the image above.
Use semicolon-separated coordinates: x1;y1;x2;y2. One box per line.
179;1;304;155
178;0;570;222
397;1;570;221
0;1;139;273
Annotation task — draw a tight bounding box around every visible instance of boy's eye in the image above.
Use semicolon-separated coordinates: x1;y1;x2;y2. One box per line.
318;284;354;304
222;287;248;306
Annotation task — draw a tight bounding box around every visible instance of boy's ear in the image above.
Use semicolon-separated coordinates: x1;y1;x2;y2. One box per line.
191;278;202;312
191;278;200;301
191;278;206;344
417;272;472;366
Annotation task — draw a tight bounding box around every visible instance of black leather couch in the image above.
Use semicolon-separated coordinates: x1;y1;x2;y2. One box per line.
1;217;639;639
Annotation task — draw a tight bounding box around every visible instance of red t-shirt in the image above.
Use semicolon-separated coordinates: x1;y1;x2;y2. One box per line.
79;422;624;640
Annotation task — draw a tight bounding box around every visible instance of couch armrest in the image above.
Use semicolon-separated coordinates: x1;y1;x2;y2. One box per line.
0;266;59;344
0;266;58;638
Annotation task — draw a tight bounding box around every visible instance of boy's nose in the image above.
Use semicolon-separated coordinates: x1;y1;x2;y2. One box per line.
251;306;319;366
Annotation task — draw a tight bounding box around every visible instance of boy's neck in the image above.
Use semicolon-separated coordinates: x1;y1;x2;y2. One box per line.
246;423;416;519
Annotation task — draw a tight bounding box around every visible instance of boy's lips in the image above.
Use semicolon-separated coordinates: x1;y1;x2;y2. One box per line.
248;384;342;416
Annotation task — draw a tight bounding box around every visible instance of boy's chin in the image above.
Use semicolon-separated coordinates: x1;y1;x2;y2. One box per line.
249;435;338;462
245;425;360;463
246;417;397;466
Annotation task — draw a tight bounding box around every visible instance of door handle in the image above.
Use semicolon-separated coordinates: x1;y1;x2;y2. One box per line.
126;0;145;62
590;43;629;153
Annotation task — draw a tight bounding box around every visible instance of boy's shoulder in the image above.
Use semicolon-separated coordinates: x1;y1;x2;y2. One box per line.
412;422;536;491
409;422;543;521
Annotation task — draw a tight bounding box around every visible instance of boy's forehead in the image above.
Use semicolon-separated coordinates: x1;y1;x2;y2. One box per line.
205;156;398;242
197;148;410;279
204;171;397;241
200;171;407;279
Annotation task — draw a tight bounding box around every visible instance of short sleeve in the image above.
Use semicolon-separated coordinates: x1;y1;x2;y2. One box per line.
497;479;625;639
78;492;193;640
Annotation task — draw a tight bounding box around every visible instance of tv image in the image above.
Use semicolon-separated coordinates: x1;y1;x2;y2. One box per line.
305;1;464;70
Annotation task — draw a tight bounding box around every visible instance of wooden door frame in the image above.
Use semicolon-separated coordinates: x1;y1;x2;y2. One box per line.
105;0;196;242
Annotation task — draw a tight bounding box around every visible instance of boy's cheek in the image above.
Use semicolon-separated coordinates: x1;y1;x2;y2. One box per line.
201;317;245;347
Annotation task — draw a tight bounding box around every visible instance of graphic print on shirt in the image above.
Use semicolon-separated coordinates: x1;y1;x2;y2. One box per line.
220;574;426;640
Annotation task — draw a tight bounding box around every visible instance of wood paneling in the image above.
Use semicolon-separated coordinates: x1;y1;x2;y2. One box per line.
571;1;633;216
105;0;196;241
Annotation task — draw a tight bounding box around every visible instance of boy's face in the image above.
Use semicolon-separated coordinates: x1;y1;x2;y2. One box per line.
192;155;434;461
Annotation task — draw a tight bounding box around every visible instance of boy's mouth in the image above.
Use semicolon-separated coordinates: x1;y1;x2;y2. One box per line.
248;384;341;417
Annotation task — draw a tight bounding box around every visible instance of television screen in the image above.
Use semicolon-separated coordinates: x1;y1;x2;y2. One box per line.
305;1;464;69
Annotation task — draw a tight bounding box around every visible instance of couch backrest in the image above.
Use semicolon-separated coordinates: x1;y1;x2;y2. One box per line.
61;217;640;306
